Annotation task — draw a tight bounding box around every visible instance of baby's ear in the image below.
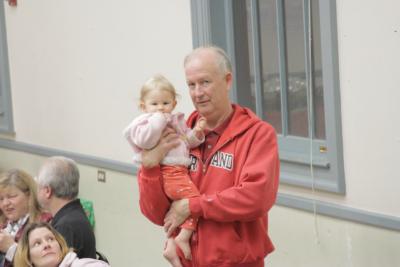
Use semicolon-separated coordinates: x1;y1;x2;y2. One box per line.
173;100;177;108
139;101;145;111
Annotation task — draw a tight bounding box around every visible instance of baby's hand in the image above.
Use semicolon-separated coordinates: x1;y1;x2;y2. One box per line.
195;117;207;132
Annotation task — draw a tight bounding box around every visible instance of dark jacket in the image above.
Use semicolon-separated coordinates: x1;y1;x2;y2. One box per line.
52;199;96;259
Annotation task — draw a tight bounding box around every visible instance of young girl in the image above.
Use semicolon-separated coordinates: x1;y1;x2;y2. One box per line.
123;74;205;266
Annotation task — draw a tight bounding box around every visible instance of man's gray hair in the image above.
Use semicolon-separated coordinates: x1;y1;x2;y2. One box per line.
184;45;233;74
37;156;79;199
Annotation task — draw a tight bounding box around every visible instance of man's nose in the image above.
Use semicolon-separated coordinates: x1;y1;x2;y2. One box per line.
193;84;204;96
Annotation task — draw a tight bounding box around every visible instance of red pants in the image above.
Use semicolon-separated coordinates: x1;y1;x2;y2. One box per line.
161;165;200;230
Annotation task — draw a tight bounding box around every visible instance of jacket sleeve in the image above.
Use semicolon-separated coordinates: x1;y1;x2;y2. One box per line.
124;113;168;150
189;123;280;222
137;166;171;226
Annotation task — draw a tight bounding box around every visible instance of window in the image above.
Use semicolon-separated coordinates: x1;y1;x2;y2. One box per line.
191;0;345;193
0;2;14;134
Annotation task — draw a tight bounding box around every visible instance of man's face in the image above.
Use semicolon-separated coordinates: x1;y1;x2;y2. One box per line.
185;51;232;119
36;184;49;210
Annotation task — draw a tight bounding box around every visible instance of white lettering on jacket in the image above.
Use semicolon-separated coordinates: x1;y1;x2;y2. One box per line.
189;151;234;172
210;151;233;171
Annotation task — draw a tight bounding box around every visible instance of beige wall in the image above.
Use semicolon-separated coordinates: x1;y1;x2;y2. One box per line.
2;0;400;216
1;148;400;266
2;0;400;217
268;206;400;267
3;0;194;162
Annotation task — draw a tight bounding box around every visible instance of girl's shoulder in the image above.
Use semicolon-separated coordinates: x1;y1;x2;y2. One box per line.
62;252;110;267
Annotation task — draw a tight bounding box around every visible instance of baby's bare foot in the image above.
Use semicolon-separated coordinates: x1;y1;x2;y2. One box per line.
163;238;183;267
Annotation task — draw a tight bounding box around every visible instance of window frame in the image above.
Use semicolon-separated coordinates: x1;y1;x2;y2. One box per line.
190;0;345;194
0;2;14;134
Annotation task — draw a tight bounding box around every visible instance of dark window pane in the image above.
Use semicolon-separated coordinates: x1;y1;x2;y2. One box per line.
259;0;282;134
244;0;326;139
311;0;326;139
244;0;256;113
284;0;308;137
235;1;256;113
247;0;282;133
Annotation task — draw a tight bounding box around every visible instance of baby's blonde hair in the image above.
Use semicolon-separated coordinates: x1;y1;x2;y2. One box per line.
139;74;179;108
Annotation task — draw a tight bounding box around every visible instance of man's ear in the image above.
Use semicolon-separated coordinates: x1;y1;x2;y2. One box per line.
43;186;53;199
225;72;233;91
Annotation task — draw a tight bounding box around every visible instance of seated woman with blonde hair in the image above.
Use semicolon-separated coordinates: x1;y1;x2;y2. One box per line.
0;169;52;266
14;222;109;267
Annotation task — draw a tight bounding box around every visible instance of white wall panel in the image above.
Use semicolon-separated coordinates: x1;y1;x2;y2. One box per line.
3;0;194;162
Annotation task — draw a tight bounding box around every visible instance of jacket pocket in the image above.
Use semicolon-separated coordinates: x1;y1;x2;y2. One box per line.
196;221;248;266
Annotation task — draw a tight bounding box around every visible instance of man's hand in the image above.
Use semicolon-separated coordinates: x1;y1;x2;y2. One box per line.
142;126;179;168
0;231;15;252
164;199;190;237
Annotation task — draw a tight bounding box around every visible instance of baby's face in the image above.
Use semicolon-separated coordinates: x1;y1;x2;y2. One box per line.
141;89;176;113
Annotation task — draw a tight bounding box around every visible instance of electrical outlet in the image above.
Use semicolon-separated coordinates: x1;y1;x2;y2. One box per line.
97;170;106;183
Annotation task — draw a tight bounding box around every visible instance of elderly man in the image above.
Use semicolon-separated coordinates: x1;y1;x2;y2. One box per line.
138;46;280;267
36;156;96;259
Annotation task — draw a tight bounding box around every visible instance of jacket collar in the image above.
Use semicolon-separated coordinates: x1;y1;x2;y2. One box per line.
188;104;260;156
52;198;82;225
188;104;259;141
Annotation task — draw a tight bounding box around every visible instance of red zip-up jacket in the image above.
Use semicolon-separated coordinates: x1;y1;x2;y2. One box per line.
138;104;280;267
